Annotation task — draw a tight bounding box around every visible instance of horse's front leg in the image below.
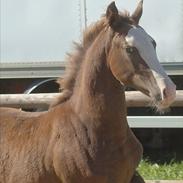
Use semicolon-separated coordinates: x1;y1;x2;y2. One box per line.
130;171;145;183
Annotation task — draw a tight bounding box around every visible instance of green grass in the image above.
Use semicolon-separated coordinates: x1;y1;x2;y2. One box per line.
138;158;183;180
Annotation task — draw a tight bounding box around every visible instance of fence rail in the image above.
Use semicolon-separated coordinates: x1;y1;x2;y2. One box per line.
0;91;183;109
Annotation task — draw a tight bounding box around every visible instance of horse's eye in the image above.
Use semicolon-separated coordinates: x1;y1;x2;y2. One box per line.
126;47;135;54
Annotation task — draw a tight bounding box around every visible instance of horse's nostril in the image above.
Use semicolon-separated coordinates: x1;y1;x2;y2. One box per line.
163;88;167;99
162;86;176;101
155;93;162;102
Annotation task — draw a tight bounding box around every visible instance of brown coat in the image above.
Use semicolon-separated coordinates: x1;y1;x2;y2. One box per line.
1;1;174;183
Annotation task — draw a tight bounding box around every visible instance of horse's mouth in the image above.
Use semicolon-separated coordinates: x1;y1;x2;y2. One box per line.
149;95;171;114
135;87;170;114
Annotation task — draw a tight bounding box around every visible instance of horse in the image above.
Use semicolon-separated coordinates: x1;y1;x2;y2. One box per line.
0;1;176;183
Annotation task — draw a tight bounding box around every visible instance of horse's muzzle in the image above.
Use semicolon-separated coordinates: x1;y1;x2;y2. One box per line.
160;82;176;107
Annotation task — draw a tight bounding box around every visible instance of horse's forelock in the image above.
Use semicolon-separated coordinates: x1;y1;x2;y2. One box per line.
83;11;132;46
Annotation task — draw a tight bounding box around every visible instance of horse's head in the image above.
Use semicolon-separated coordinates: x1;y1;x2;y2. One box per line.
106;1;176;111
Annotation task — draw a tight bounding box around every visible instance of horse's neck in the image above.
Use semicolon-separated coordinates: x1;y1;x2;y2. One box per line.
71;36;127;129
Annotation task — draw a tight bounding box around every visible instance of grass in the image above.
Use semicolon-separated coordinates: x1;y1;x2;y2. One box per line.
138;158;183;180
134;132;183;180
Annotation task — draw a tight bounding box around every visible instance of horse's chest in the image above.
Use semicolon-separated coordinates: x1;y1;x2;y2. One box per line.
55;124;141;183
54;119;142;183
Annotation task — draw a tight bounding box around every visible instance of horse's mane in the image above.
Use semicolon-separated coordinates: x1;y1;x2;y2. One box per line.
50;13;131;108
50;18;107;107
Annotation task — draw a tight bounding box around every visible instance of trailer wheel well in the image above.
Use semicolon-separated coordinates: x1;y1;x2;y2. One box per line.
24;78;60;94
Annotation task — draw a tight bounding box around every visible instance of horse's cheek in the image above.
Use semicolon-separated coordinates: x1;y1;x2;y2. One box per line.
110;62;133;84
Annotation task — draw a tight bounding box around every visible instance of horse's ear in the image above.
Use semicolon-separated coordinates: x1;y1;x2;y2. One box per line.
106;1;119;29
131;0;143;24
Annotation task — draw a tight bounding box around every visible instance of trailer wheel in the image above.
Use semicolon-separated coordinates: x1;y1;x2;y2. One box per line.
24;78;60;111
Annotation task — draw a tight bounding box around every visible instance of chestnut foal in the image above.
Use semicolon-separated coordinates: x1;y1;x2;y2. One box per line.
0;1;176;183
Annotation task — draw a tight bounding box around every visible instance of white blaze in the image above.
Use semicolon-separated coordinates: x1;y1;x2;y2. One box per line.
125;27;167;79
125;27;176;106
